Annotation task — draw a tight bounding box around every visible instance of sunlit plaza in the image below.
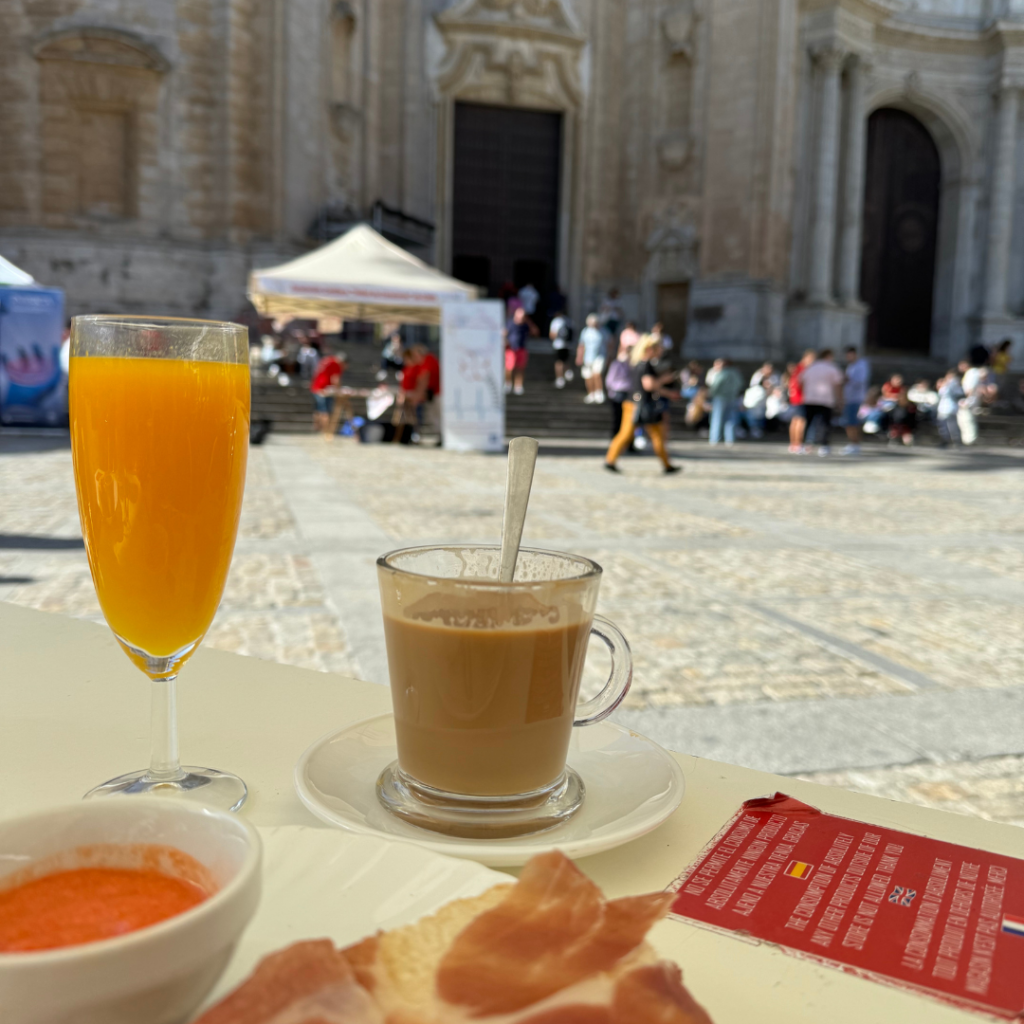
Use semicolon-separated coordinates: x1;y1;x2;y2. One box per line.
5;432;1024;825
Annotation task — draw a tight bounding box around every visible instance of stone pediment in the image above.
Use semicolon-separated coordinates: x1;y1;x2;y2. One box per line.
435;0;585;109
32;26;170;73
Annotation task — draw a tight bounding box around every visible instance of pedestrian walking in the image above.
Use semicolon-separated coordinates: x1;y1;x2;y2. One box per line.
841;347;870;455
604;336;633;441
604;334;680;474
787;351;814;452
800;349;844;455
577;314;607;404
504;307;535;396
707;358;743;446
549;310;575;388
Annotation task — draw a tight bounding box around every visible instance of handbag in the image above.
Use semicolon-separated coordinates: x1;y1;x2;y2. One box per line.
634;393;662;425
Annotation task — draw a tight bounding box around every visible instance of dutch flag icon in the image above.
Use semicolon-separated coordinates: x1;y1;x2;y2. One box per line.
1001;914;1024;937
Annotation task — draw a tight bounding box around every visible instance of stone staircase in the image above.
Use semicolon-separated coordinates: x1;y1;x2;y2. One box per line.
250;340;617;440
250;341;1024;446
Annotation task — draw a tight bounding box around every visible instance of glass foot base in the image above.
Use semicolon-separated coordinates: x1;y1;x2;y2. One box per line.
376;762;584;839
83;767;248;813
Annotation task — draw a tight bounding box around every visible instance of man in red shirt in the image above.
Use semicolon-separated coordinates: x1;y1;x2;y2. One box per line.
394;344;442;443
311;349;345;435
417;345;441;443
787;350;814;453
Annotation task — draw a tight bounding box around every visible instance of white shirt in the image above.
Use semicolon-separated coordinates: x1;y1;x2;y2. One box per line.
801;360;843;408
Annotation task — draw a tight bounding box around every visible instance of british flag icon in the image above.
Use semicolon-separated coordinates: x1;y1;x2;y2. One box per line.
888;886;917;907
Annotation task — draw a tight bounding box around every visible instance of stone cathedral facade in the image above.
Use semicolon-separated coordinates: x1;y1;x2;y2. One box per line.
2;0;1024;366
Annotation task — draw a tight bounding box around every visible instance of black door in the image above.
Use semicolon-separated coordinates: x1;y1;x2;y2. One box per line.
452;103;562;317
859;109;941;353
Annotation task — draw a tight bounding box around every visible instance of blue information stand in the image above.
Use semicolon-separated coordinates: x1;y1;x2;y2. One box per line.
0;287;66;426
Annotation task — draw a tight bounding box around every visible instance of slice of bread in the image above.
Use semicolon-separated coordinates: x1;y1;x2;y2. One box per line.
368;884;513;1011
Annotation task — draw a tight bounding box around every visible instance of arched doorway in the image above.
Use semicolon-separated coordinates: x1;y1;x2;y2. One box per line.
859;108;941;353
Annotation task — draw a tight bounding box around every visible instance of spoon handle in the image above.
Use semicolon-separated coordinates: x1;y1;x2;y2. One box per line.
499;436;539;583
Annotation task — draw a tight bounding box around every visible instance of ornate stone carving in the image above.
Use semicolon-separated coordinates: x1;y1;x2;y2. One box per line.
435;0;585;109
646;213;699;281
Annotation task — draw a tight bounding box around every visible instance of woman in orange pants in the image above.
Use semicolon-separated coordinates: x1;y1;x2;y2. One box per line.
605;334;681;474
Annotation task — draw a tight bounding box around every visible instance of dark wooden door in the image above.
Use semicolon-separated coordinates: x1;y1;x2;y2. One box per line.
859;109;941;353
657;282;690;361
452;102;562;313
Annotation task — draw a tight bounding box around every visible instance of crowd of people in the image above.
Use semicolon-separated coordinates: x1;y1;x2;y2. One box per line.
250;320;442;445
261;302;1017;455
498;286;1018;464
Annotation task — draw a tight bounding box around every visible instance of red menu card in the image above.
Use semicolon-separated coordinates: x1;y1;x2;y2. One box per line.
668;794;1024;1019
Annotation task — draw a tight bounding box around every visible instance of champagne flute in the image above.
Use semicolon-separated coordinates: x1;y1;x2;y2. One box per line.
70;316;250;810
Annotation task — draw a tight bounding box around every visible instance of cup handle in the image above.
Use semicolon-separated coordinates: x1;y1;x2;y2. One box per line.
574;613;633;726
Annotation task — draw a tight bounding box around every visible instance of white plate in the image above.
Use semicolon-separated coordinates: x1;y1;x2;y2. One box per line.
294;714;685;867
204;826;508;1008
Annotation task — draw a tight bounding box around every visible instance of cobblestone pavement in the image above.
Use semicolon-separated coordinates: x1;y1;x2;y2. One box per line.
3;432;1024;826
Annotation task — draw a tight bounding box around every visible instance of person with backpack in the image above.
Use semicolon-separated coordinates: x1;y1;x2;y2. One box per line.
549;311;575;388
604;334;681;474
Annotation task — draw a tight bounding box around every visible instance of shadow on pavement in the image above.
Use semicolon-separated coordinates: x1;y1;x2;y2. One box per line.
0;432;71;454
926;451;1024;472
0;534;83;550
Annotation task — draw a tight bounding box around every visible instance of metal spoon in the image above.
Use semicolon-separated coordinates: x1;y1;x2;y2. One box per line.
499;436;539;583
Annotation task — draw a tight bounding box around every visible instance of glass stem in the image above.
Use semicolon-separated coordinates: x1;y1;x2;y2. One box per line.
150;676;184;780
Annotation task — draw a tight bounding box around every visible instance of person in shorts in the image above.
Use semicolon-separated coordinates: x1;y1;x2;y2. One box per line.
576;314;607;404
549;311;575;388
504;308;534;396
841;346;870;455
311;349;345;435
787;351;814;453
799;349;844;455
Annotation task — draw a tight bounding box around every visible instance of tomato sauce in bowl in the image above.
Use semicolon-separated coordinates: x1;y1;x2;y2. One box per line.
0;844;214;954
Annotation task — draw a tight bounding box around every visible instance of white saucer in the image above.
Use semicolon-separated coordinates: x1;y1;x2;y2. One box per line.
294;714;685;867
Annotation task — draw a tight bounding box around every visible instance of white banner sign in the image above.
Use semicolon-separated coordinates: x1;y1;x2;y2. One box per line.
441;300;505;452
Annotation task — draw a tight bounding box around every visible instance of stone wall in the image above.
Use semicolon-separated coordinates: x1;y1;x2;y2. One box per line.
0;0;297;319
2;0;1023;362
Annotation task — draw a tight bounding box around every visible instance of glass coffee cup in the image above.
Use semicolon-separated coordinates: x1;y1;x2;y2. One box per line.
375;545;631;838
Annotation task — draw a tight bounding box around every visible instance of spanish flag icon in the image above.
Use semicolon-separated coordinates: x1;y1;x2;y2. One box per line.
784;860;814;880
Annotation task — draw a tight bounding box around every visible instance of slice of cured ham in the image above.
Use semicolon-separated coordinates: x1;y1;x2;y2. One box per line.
195;853;713;1024
436;851;674;1016
193;940;383;1024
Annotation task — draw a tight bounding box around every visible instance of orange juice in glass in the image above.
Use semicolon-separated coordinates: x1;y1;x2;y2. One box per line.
70;316;250;809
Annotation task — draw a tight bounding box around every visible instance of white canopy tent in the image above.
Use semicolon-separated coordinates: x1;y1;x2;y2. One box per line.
0;253;35;286
247;224;477;326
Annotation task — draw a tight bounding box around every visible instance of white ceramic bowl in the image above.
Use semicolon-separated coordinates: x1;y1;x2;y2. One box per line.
0;799;262;1024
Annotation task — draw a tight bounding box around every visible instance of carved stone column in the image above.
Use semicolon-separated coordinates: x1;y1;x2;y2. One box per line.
983;84;1020;316
838;56;868;306
808;46;845;305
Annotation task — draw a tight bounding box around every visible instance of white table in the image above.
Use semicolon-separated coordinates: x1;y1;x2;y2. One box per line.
3;600;1020;1024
